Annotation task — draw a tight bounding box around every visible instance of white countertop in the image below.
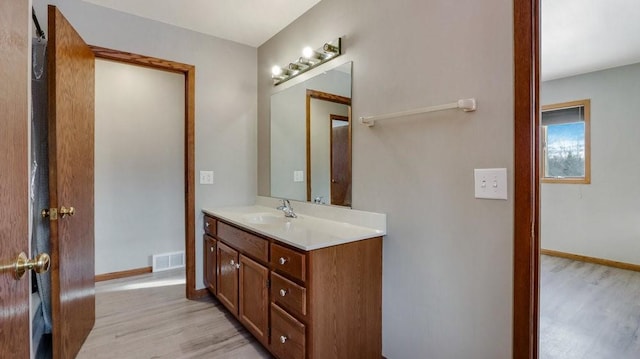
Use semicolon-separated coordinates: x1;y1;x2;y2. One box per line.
202;201;385;251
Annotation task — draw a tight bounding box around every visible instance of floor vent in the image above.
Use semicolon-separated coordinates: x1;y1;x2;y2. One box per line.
152;251;185;272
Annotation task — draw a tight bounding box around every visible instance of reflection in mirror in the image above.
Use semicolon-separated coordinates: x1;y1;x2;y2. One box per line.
271;62;352;206
307;90;351;206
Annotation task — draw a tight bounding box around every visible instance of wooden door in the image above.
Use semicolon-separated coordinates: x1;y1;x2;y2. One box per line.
239;254;269;345
217;241;239;314
0;0;30;357
330;116;351;206
48;6;96;358
204;235;216;292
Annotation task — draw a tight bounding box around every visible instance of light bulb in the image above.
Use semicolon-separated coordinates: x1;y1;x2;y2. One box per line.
271;66;282;76
302;46;314;59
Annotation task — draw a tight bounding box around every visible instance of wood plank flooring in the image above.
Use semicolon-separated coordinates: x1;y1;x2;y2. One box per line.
77;269;271;358
540;255;640;359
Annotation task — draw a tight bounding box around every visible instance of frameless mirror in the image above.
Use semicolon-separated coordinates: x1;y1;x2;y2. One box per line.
271;62;352;206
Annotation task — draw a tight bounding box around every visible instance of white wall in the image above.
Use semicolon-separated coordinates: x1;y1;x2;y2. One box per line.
94;59;184;274
258;0;514;357
541;63;640;264
34;0;257;288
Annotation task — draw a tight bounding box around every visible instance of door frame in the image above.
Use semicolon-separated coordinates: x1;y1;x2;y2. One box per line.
89;46;201;299
513;0;540;358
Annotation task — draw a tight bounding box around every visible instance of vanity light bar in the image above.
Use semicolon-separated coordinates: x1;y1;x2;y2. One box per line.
271;37;342;86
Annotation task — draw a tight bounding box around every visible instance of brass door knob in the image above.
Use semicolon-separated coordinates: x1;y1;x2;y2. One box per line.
59;206;75;218
1;252;50;280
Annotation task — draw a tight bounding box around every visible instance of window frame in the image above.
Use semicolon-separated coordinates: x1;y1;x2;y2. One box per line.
540;99;591;184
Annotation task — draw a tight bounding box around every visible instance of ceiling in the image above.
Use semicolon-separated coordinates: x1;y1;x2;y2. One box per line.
83;0;640;80
81;0;321;47
542;0;640;81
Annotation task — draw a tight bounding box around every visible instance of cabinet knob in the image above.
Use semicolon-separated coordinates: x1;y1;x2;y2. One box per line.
235;263;240;269
205;222;210;228
210;246;214;252
279;257;288;265
279;289;287;297
279;335;288;344
230;259;235;266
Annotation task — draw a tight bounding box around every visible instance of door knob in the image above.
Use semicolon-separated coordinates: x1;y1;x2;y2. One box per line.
41;206;75;220
0;252;50;280
59;206;75;218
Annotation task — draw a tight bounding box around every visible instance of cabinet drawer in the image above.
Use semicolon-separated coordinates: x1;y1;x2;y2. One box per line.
270;303;305;359
217;221;268;263
271;272;306;318
271;243;306;283
204;216;217;236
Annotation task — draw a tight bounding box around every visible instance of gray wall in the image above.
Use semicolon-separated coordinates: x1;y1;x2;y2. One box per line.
35;0;257;287
94;59;184;274
541;62;640;264
258;0;514;357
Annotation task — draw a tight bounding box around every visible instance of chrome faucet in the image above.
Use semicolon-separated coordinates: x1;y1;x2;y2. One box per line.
277;199;297;218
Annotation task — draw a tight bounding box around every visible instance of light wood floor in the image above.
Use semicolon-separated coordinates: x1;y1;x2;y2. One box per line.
540;255;640;359
77;269;271;358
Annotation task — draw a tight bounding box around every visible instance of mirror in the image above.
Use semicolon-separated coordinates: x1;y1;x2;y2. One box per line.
271;62;352;206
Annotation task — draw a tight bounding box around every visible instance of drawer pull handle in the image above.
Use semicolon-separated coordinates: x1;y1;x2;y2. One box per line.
279;257;288;265
279;289;287;297
235;263;240;269
205;222;210;228
280;335;288;344
230;260;235;266
210;246;214;252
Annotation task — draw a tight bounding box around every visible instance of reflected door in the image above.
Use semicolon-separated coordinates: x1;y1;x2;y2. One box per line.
330;115;351;206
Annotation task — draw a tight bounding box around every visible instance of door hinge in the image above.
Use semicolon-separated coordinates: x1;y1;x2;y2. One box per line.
266;279;270;289
41;208;58;221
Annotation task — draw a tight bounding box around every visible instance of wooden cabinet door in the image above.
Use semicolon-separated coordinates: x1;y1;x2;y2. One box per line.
203;235;216;293
216;241;238;315
239;255;269;345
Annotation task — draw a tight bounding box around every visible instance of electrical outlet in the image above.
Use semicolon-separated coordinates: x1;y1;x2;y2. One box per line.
293;170;304;182
199;171;214;185
474;168;507;200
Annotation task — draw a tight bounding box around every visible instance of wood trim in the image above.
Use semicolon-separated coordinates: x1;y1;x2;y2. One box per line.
90;46;198;300
189;288;212;299
541;249;640;273
89;46;192;73
95;267;152;282
540;99;591;184
305;89;352;202
513;0;540;358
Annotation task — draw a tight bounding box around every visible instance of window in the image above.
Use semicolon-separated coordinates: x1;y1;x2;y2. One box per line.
540;99;590;184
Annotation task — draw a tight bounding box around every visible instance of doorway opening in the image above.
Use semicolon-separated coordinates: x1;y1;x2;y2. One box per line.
90;46;197;299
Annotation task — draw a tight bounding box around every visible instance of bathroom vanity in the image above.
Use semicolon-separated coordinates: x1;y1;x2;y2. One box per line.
202;198;385;359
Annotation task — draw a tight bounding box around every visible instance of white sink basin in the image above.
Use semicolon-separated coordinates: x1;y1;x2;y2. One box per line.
241;212;283;225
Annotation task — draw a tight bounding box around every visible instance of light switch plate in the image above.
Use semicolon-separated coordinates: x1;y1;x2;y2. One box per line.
293;170;304;182
474;168;507;200
199;170;214;185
